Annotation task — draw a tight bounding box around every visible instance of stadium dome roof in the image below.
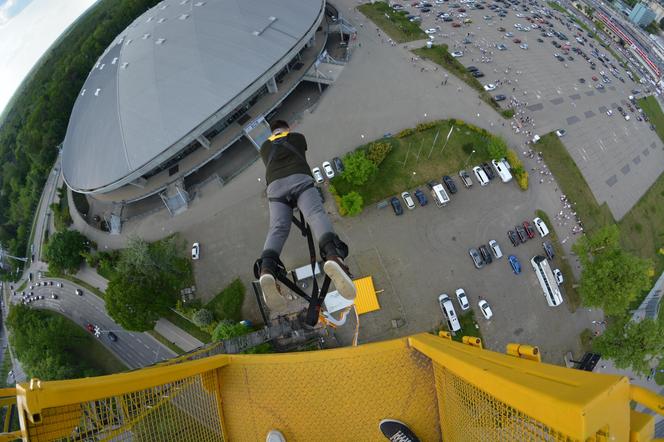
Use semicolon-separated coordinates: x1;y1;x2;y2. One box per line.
62;0;324;193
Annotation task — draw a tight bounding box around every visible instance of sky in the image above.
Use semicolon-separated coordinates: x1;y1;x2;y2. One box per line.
0;0;98;115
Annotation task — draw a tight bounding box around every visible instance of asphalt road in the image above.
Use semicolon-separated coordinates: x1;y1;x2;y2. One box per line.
14;278;176;369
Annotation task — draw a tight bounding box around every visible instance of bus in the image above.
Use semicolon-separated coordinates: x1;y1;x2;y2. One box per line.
530;255;563;307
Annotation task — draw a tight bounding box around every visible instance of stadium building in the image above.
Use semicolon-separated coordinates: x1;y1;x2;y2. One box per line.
62;0;352;226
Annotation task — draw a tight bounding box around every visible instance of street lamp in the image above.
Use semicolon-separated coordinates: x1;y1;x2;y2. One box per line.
465;149;476;168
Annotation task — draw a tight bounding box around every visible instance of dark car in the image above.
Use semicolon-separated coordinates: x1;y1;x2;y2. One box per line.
494;94;506;101
107;331;118;342
508;230;519;246
76;288;83;296
543;240;555;260
537;38;544;42
523;221;535;238
426;180;438;190
390;197;403;216
578;78;585;83
479;245;493;264
467;65;479;72
420;7;431;12
481;163;495;180
442;175;457;194
472;71;485;78
515;225;528;243
414;188;428;206
469;248;485;269
332;157;344;173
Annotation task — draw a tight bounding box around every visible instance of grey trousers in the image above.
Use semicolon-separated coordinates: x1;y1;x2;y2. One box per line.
263;173;334;255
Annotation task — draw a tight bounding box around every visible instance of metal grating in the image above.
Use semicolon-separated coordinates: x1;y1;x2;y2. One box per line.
26;371;224;442
433;362;574;441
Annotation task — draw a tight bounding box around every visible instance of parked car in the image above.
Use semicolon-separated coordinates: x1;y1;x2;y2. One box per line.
459;170;473;188
322;161;335;179
543;240;555;260
388;194;404;216
488;239;503;258
483;83;496;91
333;157;344;173
478;299;493;319
515;225;528;243
507;230;519;247
191;242;200;260
451;50;464;57
479;245;493;264
442;175;457;194
522;221;535;239
438;294;461;332
553;268;564;285
312;167;324;184
472;166;489;186
508;255;521;274
481;162;495;180
494;94;507;101
413;188;428;206
401;191;415;210
555;129;567;137
455;288;470;310
469;248;484;269
533;217;550;236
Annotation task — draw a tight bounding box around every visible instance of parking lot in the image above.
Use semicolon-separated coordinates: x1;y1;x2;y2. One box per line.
407;0;664;219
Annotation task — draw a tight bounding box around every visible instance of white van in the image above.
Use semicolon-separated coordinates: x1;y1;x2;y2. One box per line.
533;217;550;237
431;183;450;207
472;166;489;186
491;159;513;183
438;294;461;332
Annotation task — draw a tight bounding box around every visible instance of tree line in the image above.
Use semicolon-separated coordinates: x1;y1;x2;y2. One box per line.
0;0;161;276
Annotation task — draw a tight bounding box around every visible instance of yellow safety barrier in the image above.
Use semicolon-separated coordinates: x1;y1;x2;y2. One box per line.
2;333;661;441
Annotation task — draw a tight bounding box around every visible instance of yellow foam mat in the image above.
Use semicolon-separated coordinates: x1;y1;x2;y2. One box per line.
219;339;440;441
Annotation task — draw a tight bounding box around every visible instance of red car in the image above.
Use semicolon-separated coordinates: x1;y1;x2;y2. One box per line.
592;76;598;81
458;7;466;11
452;22;461;27
523;221;536;239
513;38;521;43
86;323;95;333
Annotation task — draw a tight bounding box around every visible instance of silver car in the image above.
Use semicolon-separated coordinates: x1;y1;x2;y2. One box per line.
468;248;484;269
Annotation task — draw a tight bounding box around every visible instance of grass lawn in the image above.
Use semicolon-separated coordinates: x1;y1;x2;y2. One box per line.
547;1;567;13
638;96;664;144
453;310;483;343
413;45;513;119
579;328;594;353
206;278;245;322
163;310;211;343
358;2;426;43
332;119;497;204
535;133;615;234
16;280;27;292
536;209;581;312
147;330;185;355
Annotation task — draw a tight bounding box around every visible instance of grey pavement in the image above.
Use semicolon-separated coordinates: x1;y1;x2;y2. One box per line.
155;318;204;352
75;264;109;291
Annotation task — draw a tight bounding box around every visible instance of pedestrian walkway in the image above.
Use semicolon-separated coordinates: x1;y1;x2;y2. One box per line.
155;318;204;352
632;270;664;321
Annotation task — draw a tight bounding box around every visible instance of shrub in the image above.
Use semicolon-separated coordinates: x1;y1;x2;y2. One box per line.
396;128;414;138
339;192;364;216
192;309;214;327
367;142;393;166
487;137;509;159
212;320;250;341
416;121;438;132
505;149;521;168
341;150;378;186
505;150;528;190
515;169;529;190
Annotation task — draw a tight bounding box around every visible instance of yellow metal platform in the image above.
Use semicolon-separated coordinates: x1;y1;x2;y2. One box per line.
2;333;662;441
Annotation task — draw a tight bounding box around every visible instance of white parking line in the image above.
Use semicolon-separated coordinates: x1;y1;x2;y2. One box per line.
579;147;589;161
598;139;606;152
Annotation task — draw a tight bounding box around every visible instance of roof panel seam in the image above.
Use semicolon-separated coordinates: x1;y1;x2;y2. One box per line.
114;42;133;174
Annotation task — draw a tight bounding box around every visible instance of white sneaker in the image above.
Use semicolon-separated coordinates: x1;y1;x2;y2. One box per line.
323;258;356;301
259;273;282;307
266;430;286;442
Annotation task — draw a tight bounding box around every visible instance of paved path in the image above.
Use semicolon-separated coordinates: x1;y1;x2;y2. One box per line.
75;264;109;291
155;318;204;352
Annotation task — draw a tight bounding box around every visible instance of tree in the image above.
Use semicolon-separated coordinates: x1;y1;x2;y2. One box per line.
339;191;364;216
487;136;508;159
593;317;664;375
44;229;88;274
192;309;214;327
212;320;249;341
105;235;191;331
659;17;664;30
340;150;377;186
572;225;652;315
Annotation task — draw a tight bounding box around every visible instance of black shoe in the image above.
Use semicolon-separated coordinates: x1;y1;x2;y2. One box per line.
379;419;420;442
